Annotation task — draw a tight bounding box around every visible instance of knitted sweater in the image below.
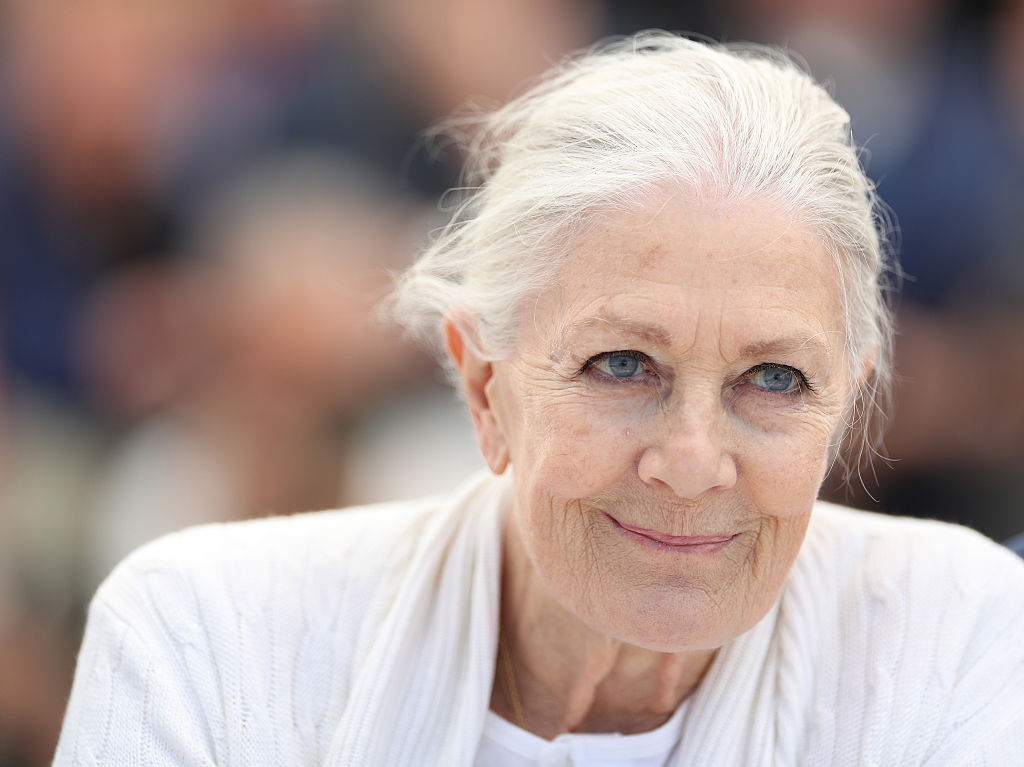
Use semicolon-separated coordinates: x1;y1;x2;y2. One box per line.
54;471;1024;766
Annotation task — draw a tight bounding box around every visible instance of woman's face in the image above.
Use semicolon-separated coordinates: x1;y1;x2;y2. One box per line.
467;193;853;652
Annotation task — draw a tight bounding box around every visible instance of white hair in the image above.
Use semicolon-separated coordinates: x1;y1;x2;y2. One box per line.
390;31;897;477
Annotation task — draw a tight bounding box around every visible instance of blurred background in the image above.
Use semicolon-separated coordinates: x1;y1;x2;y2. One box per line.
1;0;1022;763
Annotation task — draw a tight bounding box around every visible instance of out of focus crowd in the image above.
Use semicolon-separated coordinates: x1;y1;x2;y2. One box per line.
1;0;1023;763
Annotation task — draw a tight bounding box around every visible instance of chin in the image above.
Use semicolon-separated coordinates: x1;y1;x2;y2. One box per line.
586;583;759;653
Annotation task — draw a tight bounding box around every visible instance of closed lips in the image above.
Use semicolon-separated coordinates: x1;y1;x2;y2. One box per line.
608;515;737;547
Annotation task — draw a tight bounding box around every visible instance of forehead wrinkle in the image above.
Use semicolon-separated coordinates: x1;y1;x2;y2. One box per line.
711;283;841;366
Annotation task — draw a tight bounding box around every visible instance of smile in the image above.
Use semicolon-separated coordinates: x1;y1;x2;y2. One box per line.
606;514;738;553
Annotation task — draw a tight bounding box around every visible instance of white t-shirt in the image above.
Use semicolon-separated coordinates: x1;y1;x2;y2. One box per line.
474;701;689;767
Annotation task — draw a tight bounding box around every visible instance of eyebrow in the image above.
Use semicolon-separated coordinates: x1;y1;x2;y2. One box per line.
556;314;833;363
558;315;673;347
739;335;833;363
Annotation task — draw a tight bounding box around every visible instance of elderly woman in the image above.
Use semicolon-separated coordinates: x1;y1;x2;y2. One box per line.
55;33;1024;766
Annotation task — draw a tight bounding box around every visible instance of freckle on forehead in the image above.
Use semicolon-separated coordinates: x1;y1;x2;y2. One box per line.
541;194;843;361
635;243;667;271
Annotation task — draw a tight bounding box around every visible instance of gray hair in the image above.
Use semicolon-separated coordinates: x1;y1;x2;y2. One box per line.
390;31;896;477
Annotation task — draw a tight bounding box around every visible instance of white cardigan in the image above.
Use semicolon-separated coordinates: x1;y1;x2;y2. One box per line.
54;471;1024;766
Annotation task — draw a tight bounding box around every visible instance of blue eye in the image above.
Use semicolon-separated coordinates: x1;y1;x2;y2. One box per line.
584;351;649;380
601;354;641;377
748;364;801;392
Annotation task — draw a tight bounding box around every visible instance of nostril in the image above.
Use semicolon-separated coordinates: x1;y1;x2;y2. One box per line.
637;434;737;500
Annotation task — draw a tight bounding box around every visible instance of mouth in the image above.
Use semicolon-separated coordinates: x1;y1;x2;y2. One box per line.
606;513;738;553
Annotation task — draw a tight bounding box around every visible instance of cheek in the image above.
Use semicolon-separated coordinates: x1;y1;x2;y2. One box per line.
737;511;813;630
732;409;839;569
734;417;832;592
510;398;644;585
737;402;841;494
514;389;646;495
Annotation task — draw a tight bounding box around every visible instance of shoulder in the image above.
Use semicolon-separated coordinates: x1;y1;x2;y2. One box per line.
781;503;1024;761
94;470;507;636
84;491;452;722
793;502;1024;641
802;502;1024;599
96;494;430;621
57;471;509;764
90;468;512;646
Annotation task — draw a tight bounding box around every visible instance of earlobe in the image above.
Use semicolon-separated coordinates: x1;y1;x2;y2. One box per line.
443;315;510;474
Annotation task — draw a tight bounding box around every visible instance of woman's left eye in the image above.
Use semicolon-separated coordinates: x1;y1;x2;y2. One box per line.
746;364;804;393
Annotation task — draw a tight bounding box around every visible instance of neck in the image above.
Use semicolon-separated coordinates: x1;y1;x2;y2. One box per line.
493;512;715;739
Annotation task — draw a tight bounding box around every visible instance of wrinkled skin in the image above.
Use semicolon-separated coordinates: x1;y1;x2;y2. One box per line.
448;192;857;733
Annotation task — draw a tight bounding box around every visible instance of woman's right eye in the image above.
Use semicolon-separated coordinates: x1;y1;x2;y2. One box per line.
582;350;651;380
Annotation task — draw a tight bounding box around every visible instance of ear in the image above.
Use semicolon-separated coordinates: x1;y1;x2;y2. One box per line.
855;348;877;389
444;314;510;474
838;349;878;434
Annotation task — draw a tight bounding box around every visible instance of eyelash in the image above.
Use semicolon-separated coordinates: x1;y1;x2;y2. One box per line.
579;352;813;395
743;362;814;394
578;350;656;382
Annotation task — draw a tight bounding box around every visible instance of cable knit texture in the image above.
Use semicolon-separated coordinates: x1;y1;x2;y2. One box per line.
54;471;1024;766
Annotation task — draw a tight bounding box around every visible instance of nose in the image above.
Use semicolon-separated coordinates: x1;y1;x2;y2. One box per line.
637;399;737;500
